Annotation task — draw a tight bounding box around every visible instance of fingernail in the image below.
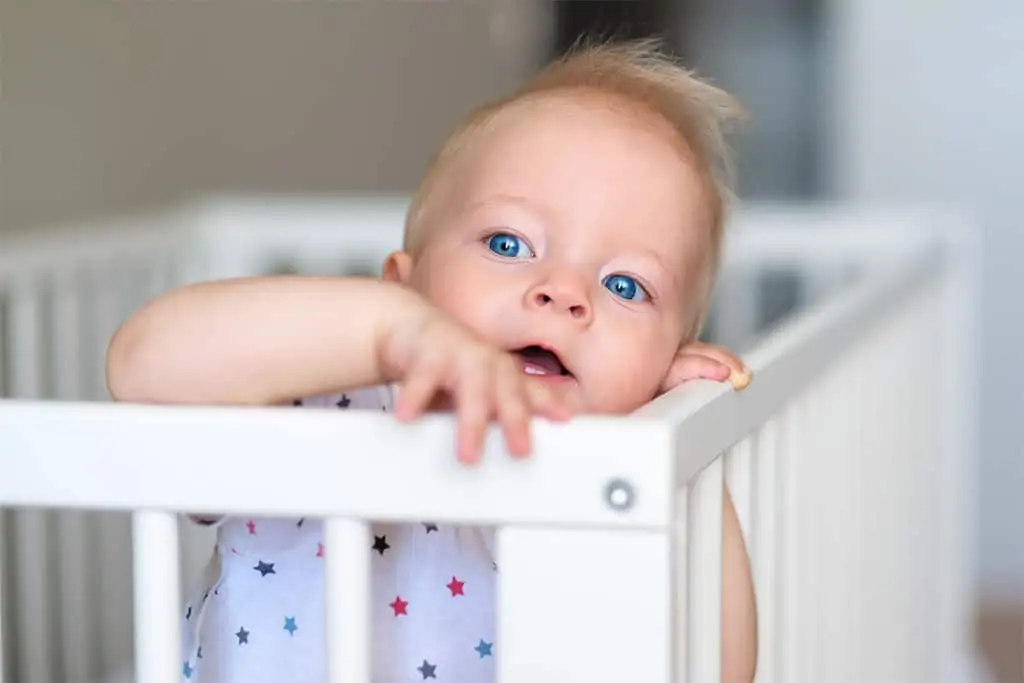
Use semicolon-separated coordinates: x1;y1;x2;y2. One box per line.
730;369;752;391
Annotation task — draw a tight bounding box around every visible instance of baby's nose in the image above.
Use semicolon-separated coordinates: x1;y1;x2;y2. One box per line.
527;277;592;323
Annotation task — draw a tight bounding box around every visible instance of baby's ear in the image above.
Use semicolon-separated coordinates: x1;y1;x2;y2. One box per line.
381;251;413;284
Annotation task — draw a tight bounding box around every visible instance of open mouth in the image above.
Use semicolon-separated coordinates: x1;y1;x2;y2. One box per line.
512;345;573;379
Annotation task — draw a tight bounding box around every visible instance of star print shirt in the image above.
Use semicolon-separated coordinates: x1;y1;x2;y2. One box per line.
180;387;498;683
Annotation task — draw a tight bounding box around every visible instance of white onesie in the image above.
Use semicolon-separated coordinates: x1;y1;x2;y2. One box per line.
180;387;497;683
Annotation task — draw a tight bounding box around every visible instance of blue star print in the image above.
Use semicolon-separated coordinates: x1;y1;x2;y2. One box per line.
475;639;493;658
417;660;437;679
284;616;298;636
337;394;351;408
254;560;276;576
183;661;194;678
196;647;203;660
423;522;438;533
236;627;249;645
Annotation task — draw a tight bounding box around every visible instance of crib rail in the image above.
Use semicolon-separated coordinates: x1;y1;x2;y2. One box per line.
1;404;673;528
0;200;975;683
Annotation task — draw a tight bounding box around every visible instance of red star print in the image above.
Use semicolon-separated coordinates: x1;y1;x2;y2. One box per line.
316;542;324;558
246;520;256;535
389;596;408;616
446;576;465;597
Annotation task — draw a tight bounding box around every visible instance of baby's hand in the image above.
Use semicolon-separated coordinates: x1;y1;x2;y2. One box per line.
379;300;574;464
660;340;752;393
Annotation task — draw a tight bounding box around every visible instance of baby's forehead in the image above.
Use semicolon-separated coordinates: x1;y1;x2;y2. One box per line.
410;92;713;260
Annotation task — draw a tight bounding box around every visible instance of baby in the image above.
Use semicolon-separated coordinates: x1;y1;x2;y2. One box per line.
107;39;757;683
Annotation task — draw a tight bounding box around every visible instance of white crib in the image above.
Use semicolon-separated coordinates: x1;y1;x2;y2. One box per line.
0;196;978;683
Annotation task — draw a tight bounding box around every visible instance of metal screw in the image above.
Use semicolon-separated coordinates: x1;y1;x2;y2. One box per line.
604;478;635;512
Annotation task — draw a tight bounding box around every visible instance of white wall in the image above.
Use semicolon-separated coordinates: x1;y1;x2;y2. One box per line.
0;0;552;233
828;0;1024;597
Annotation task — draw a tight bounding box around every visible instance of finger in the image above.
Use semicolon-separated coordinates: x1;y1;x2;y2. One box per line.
395;353;447;421
664;353;733;388
525;380;575;422
453;354;494;465
495;361;532;458
680;342;750;376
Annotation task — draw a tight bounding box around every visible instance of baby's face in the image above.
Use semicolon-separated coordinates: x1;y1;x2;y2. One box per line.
394;94;712;414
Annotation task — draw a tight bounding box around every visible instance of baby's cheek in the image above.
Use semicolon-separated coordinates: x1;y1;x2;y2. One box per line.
591;349;669;413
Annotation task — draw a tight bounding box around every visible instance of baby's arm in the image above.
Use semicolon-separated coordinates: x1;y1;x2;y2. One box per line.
106;276;421;405
722;487;758;683
107;275;568;461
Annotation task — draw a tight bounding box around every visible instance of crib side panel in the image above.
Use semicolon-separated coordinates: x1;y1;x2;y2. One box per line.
0;219;196;682
742;272;953;683
652;237;968;682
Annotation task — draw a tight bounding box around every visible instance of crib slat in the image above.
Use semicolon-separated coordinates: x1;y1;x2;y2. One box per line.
806;370;835;683
778;401;803;683
687;457;723;683
673;488;689;682
132;512;181;683
826;358;861;683
91;273;135;678
8;282;54;683
724;436;754;544
324;518;371;683
52;275;81;399
90;273;121;401
9;282;42;397
52;276;98;682
497;526;672;683
753;419;779;683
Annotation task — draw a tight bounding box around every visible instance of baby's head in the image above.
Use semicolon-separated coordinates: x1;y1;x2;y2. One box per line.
383;39;744;414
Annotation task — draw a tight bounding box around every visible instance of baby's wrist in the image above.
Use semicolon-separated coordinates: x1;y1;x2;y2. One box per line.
374;284;435;381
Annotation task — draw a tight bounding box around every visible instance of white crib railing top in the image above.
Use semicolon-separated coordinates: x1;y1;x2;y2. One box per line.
0;401;675;528
0;197;965;526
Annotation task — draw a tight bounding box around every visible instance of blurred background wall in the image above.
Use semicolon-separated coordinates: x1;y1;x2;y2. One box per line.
2;0;1021;679
0;0;553;231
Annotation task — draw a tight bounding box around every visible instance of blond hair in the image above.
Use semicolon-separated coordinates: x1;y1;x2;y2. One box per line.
405;38;745;339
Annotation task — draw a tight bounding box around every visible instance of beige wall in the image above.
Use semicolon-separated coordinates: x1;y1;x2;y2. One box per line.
0;0;552;233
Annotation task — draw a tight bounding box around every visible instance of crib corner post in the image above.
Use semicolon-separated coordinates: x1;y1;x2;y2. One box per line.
495;523;674;683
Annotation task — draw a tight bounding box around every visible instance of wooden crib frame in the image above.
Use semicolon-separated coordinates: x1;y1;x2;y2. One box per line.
0;198;978;682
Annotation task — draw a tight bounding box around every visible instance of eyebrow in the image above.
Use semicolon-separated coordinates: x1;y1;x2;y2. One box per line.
461;193;544;219
630;249;680;293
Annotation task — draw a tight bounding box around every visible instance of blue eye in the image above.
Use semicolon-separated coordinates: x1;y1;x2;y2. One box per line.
603;274;648;302
486;232;533;259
